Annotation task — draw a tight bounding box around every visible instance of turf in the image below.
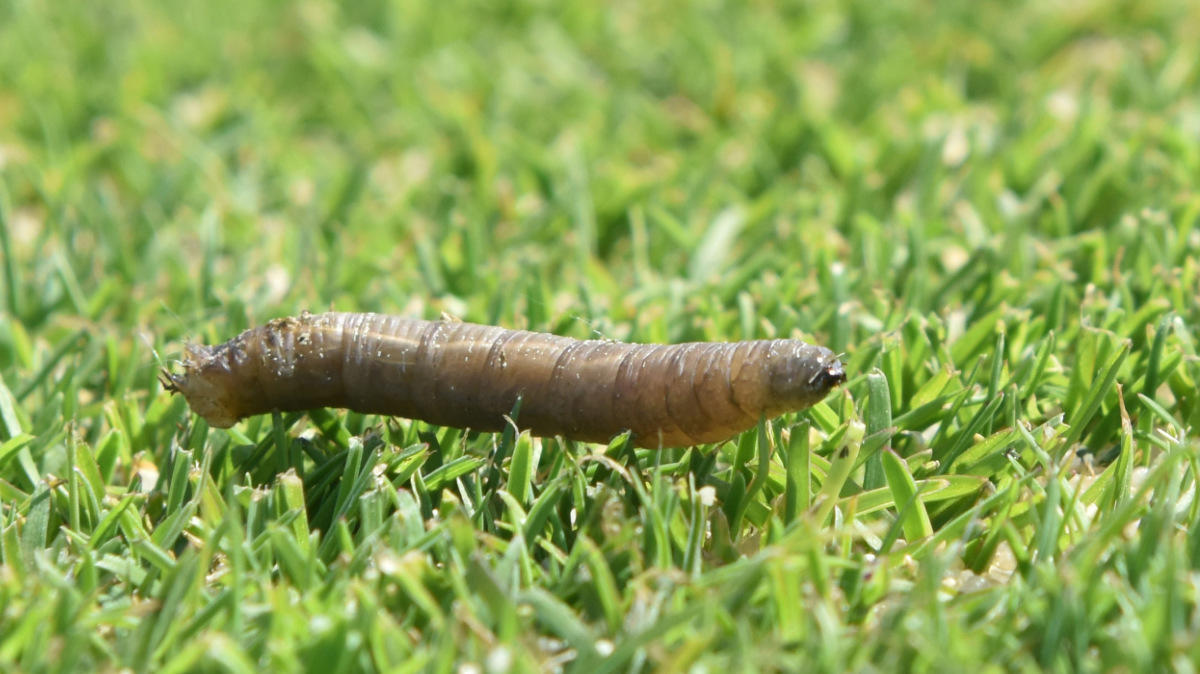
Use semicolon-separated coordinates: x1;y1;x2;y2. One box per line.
2;0;1200;670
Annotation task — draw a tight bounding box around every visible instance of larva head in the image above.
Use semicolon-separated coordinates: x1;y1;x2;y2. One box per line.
765;341;846;412
163;344;245;428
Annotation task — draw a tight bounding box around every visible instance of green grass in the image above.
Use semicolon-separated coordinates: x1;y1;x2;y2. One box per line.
2;0;1200;670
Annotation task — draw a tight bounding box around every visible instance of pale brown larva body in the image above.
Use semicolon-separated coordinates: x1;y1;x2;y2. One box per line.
164;312;845;448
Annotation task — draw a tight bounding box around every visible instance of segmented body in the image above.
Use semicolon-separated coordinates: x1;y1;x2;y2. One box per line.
165;312;845;448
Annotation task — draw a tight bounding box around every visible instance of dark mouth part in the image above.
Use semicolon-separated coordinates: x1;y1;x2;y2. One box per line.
809;359;847;391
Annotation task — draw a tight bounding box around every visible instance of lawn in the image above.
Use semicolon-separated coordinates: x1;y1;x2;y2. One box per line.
2;0;1200;670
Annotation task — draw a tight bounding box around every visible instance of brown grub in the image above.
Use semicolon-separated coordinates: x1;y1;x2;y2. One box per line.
165;312;845;448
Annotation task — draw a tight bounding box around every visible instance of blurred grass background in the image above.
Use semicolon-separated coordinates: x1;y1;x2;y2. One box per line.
2;0;1200;670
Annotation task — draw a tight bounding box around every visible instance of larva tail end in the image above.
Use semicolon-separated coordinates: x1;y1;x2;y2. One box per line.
165;344;243;429
159;368;181;393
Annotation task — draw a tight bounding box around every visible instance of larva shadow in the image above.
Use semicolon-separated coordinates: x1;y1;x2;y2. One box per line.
165;311;846;449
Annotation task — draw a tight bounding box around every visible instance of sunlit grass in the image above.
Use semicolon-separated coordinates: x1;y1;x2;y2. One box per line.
2;0;1199;670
